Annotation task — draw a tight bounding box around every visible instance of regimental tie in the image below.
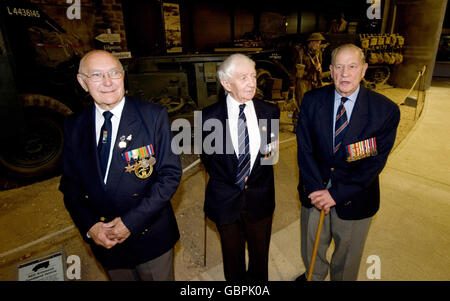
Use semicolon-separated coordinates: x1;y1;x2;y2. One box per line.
98;111;113;178
334;97;349;153
236;104;250;190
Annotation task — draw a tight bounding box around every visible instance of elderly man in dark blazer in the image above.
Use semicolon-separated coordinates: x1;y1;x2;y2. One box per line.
296;44;400;281
59;50;181;281
200;53;280;281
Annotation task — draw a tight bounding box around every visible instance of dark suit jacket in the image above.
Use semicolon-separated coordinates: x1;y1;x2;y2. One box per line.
59;96;181;269
296;84;400;220
200;98;280;225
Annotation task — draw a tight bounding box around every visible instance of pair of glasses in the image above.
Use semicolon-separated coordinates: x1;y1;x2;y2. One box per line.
80;69;124;82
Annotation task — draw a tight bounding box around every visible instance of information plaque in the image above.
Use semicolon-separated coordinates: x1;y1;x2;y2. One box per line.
17;250;66;281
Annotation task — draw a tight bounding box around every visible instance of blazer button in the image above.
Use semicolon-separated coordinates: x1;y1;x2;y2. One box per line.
132;193;139;198
244;185;248;189
84;195;89;199
330;167;335;172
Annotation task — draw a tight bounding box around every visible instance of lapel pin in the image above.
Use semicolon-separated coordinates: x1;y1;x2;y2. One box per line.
126;134;132;141
118;135;127;149
261;126;267;132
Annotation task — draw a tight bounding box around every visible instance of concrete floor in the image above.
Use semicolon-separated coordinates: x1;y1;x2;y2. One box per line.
0;78;449;281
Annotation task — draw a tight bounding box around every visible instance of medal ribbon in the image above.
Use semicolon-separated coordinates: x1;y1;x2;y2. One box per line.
346;138;377;162
121;144;155;164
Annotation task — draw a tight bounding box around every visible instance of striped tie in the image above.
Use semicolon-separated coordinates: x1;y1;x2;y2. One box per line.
334;97;349;153
236;104;250;190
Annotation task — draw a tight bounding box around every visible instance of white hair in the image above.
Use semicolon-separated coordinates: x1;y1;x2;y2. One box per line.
331;44;366;65
217;53;255;81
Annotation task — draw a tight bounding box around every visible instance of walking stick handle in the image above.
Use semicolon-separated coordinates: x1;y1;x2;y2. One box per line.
307;209;325;281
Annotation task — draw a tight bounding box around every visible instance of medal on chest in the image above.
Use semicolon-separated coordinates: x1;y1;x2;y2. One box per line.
121;144;156;179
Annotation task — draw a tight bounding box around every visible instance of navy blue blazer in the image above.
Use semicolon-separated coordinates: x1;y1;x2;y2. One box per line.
59;96;181;269
296;84;400;220
200;98;280;225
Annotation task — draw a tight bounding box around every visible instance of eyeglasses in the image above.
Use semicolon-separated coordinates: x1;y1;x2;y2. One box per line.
80;69;124;82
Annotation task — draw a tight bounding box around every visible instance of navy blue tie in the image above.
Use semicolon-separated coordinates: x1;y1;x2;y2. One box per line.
236;104;250;190
334;97;349;153
98;111;113;178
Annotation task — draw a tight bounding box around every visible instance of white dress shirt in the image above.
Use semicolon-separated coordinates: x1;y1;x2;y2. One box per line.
226;95;261;171
94;97;125;183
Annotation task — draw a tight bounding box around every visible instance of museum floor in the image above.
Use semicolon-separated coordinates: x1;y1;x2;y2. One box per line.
0;78;449;281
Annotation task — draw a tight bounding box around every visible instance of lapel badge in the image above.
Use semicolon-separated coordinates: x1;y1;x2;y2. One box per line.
118;135;127;149
126;134;132;141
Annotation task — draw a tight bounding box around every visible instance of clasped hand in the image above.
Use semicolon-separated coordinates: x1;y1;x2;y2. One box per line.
309;189;336;215
87;217;131;249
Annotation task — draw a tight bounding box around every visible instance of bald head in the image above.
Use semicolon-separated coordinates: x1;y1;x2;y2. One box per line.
78;50;123;74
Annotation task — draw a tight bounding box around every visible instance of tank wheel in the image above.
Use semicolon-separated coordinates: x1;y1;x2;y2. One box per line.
0;94;70;179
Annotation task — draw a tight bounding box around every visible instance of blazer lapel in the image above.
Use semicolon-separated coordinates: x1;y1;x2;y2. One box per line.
317;85;335;157
214;100;239;174
252;99;268;173
81;105;105;188
106;97;142;193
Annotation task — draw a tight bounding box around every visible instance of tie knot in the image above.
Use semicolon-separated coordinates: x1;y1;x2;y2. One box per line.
341;97;349;104
103;111;113;120
239;104;246;113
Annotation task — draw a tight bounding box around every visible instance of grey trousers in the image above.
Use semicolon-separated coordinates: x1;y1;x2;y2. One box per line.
301;206;372;281
105;248;174;281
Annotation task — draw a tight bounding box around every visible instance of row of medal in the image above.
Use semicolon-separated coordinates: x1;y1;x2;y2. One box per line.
121;144;156;179
345;137;377;162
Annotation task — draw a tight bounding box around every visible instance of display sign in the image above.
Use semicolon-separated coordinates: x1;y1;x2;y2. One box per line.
95;33;121;44
112;51;132;60
17;250;66;281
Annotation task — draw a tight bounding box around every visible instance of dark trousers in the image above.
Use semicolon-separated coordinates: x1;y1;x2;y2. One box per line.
104;248;174;281
216;213;273;281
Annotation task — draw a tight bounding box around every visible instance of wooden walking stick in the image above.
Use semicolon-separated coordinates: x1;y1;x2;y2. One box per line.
307;209;325;281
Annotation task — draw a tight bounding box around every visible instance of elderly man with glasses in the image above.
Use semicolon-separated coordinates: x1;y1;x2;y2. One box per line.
59;50;182;281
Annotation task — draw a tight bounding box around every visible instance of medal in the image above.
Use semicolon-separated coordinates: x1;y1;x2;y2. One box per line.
346;137;377;162
121;145;156;177
124;163;135;173
135;161;153;179
140;158;150;168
